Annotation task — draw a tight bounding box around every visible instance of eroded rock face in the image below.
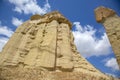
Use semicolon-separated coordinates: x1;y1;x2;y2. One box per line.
0;11;111;80
95;6;120;68
94;6;115;22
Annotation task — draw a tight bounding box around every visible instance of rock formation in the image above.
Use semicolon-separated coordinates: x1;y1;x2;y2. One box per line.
0;11;111;80
95;6;120;68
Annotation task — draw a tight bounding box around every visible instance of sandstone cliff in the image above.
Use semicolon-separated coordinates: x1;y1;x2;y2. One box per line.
0;11;111;80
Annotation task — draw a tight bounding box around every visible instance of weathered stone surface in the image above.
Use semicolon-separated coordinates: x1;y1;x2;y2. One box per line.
0;11;111;80
95;6;120;68
0;68;114;80
30;14;42;20
95;6;115;22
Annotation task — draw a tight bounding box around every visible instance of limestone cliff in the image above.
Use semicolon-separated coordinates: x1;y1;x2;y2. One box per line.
95;6;120;68
0;11;111;80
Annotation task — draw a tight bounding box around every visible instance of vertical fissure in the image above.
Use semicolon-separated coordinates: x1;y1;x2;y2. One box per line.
54;22;58;71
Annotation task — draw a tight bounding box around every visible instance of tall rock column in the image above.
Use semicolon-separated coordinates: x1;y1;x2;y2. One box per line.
95;6;120;67
56;23;73;71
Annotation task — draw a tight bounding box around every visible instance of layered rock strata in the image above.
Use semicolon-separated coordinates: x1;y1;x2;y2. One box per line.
0;11;111;80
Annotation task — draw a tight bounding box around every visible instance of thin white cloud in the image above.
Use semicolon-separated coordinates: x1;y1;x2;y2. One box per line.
0;37;9;51
8;0;51;15
12;17;23;27
72;22;111;58
0;26;13;38
104;58;119;71
105;73;117;78
0;21;13;52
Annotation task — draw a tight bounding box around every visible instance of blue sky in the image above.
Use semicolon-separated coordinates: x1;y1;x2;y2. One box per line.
0;0;120;78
